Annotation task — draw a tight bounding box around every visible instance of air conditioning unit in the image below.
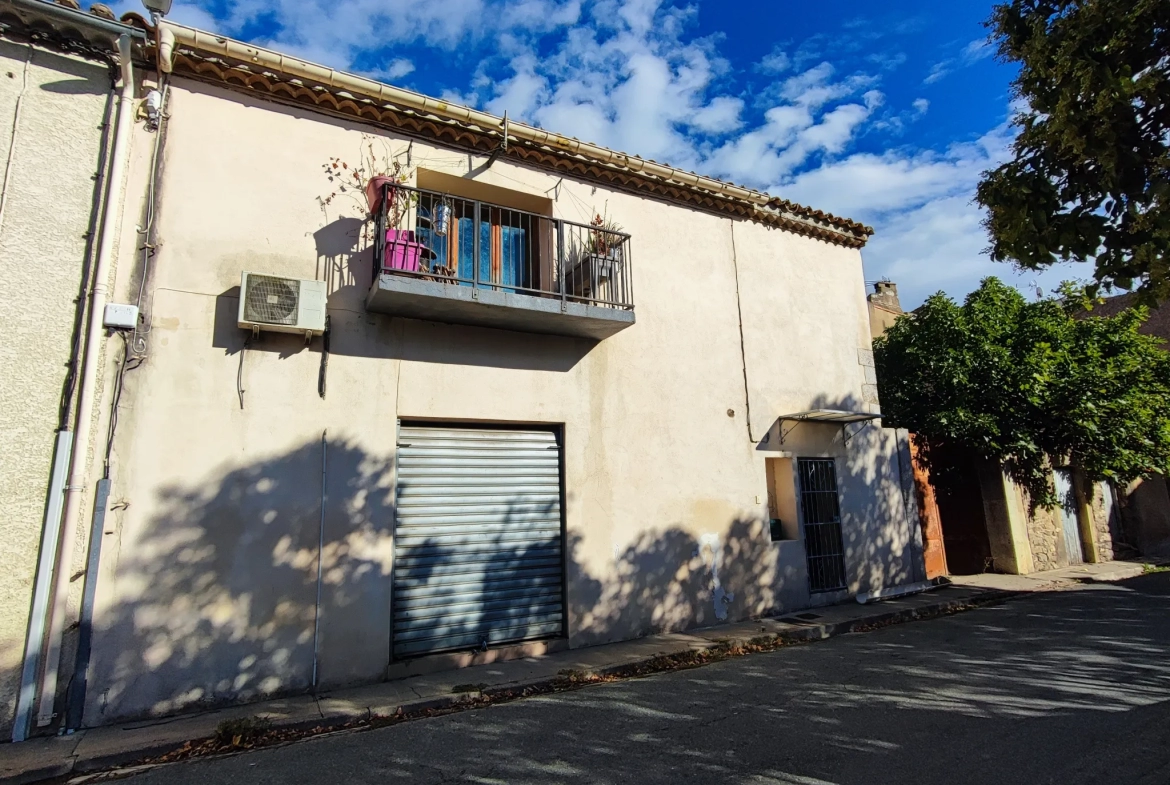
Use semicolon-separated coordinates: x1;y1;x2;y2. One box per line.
237;272;327;337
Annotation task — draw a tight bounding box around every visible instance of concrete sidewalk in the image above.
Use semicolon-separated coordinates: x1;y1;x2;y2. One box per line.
0;560;1146;785
950;559;1148;592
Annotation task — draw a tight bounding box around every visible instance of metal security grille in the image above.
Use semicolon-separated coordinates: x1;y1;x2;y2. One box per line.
393;426;565;658
798;458;848;593
243;275;300;325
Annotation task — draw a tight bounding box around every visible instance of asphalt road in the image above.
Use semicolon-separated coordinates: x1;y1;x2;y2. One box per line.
120;573;1170;785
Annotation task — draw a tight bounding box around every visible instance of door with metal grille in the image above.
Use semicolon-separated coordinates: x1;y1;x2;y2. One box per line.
798;458;848;593
393;425;565;658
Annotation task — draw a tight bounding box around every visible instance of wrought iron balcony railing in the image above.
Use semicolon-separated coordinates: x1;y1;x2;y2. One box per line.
370;182;634;312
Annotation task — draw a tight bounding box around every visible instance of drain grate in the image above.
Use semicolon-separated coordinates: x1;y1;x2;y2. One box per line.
794;612;822;621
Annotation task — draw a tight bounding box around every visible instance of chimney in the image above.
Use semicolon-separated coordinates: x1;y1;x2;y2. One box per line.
868;280;901;313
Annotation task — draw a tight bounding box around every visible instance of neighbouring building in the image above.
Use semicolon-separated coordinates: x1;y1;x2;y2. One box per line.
866;281;1128;578
0;0;148;741
866;280;903;341
4;1;927;739
1081;293;1170;558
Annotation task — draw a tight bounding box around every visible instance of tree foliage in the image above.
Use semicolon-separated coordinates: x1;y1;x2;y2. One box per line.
976;0;1170;300
874;278;1170;508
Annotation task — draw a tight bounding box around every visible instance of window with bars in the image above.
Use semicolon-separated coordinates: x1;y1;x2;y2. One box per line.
797;458;848;593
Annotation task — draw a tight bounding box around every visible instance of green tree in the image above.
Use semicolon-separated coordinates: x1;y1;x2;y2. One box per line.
976;0;1170;300
873;277;1170;508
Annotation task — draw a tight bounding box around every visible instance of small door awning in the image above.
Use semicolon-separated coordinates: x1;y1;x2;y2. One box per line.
777;409;882;424
775;409;882;445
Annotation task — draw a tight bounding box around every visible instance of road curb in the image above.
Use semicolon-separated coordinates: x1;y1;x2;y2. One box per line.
22;588;1022;783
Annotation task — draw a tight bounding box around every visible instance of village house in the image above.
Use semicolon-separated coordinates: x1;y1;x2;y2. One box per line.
1;0;927;740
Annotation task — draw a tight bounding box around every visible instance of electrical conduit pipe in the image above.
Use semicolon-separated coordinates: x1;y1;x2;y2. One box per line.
35;33;136;730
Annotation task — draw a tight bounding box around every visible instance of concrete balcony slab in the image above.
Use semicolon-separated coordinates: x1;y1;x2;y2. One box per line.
366;273;635;340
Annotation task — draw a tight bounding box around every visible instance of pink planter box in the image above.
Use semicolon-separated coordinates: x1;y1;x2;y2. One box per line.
385;229;424;273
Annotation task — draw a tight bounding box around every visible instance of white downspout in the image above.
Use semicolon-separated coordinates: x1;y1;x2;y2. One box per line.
35;33;135;729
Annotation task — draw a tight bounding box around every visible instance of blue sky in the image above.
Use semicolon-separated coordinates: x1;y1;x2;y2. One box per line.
122;0;1091;308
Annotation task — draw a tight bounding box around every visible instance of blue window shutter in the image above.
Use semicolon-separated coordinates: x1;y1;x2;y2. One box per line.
479;219;491;283
501;225;526;288
457;216;474;281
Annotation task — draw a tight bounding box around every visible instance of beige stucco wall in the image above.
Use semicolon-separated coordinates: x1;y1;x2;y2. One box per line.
80;79;920;724
0;41;110;737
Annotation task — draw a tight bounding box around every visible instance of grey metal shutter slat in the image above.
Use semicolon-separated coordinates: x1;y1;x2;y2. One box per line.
395;585;564;611
393;426;564;658
395;595;564;623
395;545;561;566
396;566;564;587
396;556;563;576
394;622;564;657
396;503;561;518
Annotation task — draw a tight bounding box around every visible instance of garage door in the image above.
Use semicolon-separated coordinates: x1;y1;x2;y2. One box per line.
393;425;565;658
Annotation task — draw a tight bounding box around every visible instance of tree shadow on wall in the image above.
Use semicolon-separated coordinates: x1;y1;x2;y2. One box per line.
569;519;791;648
314;216;371;310
396;514;791;660
83;437;395;725
0;639;21;739
79;433;868;728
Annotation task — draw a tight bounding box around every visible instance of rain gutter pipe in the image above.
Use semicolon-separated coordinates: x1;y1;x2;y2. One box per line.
36;32;136;730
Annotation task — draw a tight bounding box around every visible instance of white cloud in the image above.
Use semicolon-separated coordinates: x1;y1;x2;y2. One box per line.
368;58;415;82
688;96;745;134
961;38;993;64
924;59;952;84
912;97;929;115
704;63;880;185
156;0;581;72
923;37;994;86
868;51;907;71
473;0;743;166
783;124;1010;224
778;122;1082;307
866;194;1086;308
758;46;791;74
486;54;549;118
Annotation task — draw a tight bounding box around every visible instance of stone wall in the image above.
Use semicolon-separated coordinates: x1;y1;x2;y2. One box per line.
1025;504;1063;572
1088;482;1116;562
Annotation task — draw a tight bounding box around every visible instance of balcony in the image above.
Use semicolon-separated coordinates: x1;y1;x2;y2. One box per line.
365;182;635;340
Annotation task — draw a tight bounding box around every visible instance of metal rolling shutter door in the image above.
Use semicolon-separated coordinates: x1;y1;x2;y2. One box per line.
393;426;564;658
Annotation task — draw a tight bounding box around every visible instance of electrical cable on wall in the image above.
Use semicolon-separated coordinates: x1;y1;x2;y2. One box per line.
103;332;142;478
729;219;753;442
237;335;250;409
57;58;119;435
318;314;330;399
133;78;170;357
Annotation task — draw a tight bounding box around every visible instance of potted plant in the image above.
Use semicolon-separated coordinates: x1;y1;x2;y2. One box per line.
587;213;623;260
320;137;425;274
569;213;624;302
